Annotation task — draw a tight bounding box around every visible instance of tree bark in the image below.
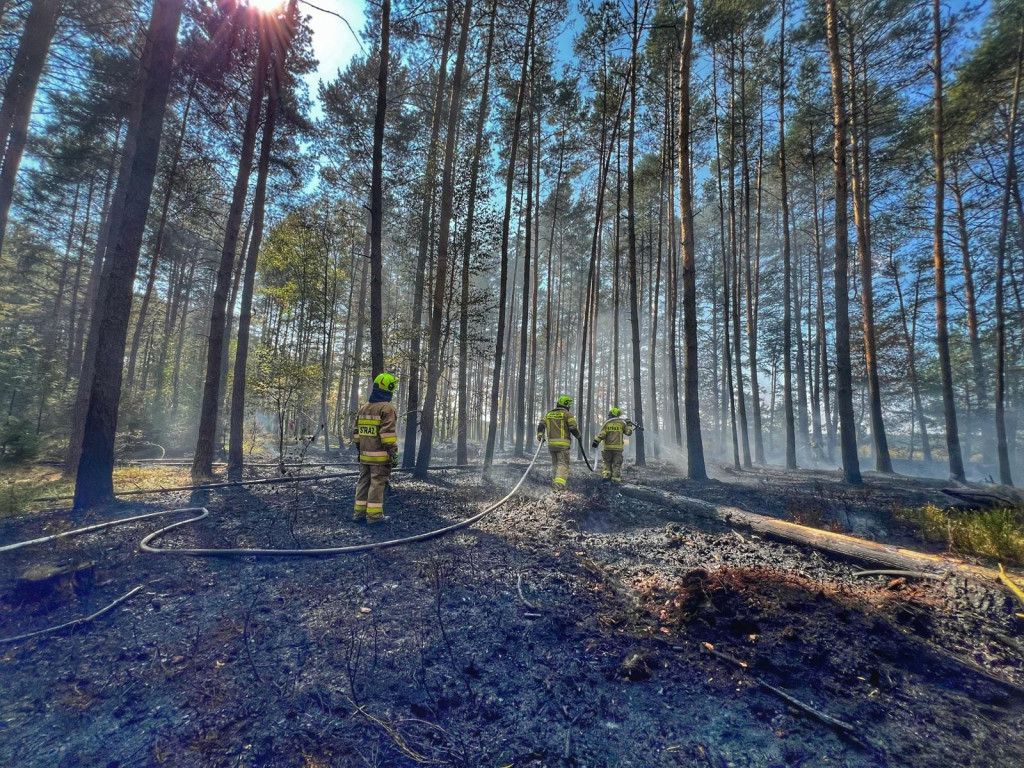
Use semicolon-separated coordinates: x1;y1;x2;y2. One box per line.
416;0;472;476
369;0;391;377
931;0;966;483
626;0;646;466
457;0;496;466
484;0;535;470
192;26;269;480
0;0;61;253
995;26;1023;487
825;0;862;484
73;0;185;508
846;32;891;473
228;0;297;480
678;0;705;479
404;0;455;468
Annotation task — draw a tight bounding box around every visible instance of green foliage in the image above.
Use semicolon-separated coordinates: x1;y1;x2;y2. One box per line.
0;418;40;464
898;503;1024;565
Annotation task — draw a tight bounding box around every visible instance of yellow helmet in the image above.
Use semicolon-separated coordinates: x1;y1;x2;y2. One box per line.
609;406;621;417
557;395;574;409
373;372;398;393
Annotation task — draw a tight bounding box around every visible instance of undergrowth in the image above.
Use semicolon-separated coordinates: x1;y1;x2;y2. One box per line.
0;464;195;518
897;503;1024;565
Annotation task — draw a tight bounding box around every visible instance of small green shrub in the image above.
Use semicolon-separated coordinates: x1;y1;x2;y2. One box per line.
0;417;40;463
899;503;1024;565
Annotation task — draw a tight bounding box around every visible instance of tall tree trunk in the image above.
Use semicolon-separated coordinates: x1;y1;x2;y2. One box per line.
514;39;534;458
192;27;269;480
950;163;988;457
369;0;391;377
626;0;646;466
995;26;1023;487
0;0;61;253
484;0;535;469
228;0;297;480
931;0;965;483
73;0;185;508
417;0;472;475
892;256;932;462
846;33;891;473
125;81;195;391
457;0;496;466
825;0;862;484
404;1;455;468
678;0;705;479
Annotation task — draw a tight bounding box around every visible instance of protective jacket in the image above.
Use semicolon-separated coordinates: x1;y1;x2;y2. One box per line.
353;401;398;464
537;406;581;449
593;417;633;451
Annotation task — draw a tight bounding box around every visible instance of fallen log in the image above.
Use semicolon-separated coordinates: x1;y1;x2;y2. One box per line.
618;484;1011;585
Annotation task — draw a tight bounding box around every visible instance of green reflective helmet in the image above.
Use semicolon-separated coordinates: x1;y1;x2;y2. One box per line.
557;395;574;409
373;372;399;393
609;406;621;417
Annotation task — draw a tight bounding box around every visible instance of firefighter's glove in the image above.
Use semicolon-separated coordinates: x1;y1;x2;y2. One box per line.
389;454;399;468
536;434;544;443
591;441;599;449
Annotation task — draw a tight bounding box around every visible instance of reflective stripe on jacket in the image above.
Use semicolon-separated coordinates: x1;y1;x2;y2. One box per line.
536;406;580;449
594;417;632;450
353;401;398;464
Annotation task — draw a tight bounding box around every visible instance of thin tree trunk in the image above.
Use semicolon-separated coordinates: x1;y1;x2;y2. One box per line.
416;0;472;475
192;28;269;480
369;0;391;377
0;0;61;253
847;32;891;473
485;0;535;470
627;0;647;465
931;0;966;483
404;1;455;468
825;0;862;484
228;0;297;479
678;0;705;478
995;26;1023;487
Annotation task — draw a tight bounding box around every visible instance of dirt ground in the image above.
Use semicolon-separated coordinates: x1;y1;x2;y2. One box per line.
1;458;1023;767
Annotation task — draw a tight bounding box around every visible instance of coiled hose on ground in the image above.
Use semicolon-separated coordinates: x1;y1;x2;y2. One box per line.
2;441;546;558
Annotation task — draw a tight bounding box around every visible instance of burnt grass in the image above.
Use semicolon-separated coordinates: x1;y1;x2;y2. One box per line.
0;460;1023;767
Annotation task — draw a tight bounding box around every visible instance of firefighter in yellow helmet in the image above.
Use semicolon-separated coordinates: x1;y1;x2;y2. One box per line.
537;395;582;489
592;406;633;483
352;373;400;523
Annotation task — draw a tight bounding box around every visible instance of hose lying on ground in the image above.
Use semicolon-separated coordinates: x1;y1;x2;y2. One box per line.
32;465;481;503
0;586;144;645
4;441;545;558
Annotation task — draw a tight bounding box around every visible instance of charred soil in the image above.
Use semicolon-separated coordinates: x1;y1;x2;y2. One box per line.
0;461;1022;767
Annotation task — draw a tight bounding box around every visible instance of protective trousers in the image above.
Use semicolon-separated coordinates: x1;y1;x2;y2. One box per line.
601;450;624;482
549;448;570;488
354;464;391;522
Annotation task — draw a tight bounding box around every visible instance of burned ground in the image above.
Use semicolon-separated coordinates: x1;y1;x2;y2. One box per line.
1;462;1023;767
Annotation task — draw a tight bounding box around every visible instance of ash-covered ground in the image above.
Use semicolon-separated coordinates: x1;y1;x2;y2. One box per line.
1;459;1022;767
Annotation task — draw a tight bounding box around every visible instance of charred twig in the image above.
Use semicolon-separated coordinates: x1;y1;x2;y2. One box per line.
517;572;539;611
852;570;945;580
346;697;444;765
699;641;866;745
0;585;143;644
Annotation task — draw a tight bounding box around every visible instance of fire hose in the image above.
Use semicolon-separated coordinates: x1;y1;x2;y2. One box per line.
2;440;546;558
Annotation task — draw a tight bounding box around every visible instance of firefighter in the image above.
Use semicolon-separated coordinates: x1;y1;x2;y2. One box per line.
592;406;633;483
352;373;400;523
536;395;582;489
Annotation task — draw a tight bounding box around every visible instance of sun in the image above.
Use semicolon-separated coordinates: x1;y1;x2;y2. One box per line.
248;0;284;13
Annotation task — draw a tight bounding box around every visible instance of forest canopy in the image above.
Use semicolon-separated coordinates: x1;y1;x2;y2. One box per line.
0;0;1022;505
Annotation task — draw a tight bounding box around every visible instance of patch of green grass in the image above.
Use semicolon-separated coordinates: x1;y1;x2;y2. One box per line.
0;466;73;518
898;503;1024;565
0;464;200;518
